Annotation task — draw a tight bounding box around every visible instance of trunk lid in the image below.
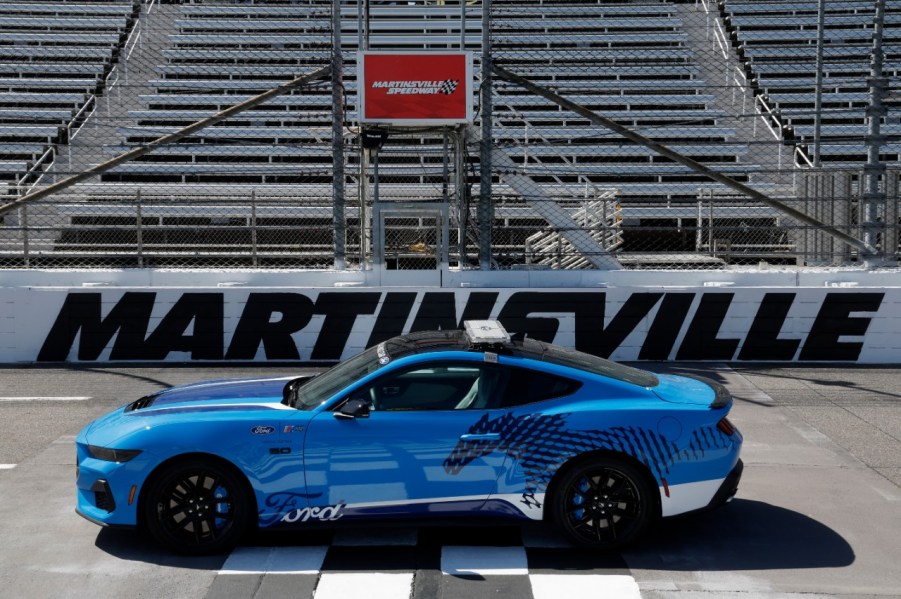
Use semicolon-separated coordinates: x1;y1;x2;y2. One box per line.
652;373;732;409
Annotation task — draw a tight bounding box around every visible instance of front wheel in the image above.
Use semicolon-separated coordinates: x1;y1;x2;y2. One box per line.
551;457;654;551
143;459;251;555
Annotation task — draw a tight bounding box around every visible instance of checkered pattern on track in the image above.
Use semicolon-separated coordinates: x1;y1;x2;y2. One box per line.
210;525;641;599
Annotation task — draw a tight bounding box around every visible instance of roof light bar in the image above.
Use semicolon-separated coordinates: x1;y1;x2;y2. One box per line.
464;320;511;346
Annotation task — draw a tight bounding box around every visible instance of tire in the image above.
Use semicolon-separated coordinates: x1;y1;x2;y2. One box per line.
551;456;654;551
143;458;251;555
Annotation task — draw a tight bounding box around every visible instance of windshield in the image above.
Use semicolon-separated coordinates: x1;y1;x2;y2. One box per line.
290;345;383;410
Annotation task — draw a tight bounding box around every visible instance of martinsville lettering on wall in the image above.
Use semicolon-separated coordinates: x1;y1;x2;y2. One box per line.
35;290;884;363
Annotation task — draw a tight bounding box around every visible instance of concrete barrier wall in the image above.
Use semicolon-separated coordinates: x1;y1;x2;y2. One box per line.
2;269;899;363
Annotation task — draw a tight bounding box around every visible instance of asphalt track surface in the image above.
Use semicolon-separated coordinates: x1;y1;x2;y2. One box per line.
1;363;900;598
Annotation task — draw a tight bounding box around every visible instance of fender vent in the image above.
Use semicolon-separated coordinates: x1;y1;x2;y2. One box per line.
125;394;157;412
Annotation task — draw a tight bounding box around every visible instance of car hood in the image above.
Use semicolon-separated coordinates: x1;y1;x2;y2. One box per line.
129;375;300;414
652;373;731;408
80;375;311;447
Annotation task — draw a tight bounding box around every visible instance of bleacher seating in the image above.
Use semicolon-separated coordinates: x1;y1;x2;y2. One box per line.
492;1;756;198
720;0;901;167
100;0;335;187
8;0;892;268
485;0;771;263
11;0;761;268
0;0;139;192
104;0;754;195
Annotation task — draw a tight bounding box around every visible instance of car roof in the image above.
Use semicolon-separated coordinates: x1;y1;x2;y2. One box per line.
381;329;659;388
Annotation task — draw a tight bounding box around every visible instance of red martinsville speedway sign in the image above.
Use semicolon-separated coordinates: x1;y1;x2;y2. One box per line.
358;51;473;125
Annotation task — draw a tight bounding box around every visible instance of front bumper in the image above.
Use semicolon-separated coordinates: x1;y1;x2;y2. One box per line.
76;446;147;528
76;506;136;530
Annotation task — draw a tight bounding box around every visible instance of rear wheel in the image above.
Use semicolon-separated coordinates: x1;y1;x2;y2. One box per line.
143;459;250;555
551;457;653;550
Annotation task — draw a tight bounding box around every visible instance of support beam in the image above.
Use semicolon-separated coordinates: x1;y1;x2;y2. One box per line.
478;0;493;269
331;0;346;270
865;0;889;261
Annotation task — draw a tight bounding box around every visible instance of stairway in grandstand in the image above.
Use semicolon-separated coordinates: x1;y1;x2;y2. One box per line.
491;0;758;198
0;0;141;262
0;1;140;194
719;0;901;167
1;0;897;268
489;0;773;265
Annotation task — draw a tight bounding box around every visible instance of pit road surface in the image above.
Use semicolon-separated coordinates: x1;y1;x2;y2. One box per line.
1;364;899;598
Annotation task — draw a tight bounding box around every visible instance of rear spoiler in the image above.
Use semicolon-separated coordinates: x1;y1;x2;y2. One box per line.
689;375;733;409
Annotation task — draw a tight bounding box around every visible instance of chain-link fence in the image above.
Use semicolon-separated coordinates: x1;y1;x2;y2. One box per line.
0;0;898;270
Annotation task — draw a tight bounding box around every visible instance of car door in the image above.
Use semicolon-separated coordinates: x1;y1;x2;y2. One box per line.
487;362;587;519
302;360;509;519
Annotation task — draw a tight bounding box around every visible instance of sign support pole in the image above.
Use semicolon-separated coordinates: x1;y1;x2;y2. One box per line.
479;0;493;270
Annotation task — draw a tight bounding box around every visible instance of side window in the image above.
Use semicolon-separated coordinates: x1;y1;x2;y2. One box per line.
364;364;487;411
501;368;581;408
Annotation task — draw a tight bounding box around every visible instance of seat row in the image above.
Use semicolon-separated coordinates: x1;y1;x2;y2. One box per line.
0;1;139;191
720;0;901;167
104;0;753;198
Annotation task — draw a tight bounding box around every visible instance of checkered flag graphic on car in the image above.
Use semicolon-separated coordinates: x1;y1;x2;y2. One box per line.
439;80;459;95
443;412;731;497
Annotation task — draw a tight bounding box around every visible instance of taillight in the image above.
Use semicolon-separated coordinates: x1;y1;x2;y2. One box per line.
717;417;736;436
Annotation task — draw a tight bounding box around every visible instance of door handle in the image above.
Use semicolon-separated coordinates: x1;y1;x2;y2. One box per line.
459;433;500;442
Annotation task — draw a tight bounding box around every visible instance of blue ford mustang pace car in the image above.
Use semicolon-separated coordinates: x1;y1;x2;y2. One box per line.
76;321;743;554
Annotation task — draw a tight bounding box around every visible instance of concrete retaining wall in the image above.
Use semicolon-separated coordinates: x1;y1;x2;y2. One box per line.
2;268;899;363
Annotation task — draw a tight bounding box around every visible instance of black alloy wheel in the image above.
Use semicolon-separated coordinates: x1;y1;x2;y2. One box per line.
552;457;653;550
143;459;250;555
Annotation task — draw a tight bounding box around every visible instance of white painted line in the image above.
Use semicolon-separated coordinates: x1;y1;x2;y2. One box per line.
315;573;414;599
872;485;901;502
0;397;91;402
441;546;528;576
218;546;328;574
0;464;16;470
530;574;642;599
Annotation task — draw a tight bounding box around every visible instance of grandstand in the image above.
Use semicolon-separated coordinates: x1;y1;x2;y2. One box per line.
719;0;901;167
0;0;897;270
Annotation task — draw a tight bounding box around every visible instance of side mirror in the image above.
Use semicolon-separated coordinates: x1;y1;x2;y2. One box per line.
334;397;371;420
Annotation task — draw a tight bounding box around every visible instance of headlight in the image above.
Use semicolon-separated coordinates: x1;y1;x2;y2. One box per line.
86;445;142;463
